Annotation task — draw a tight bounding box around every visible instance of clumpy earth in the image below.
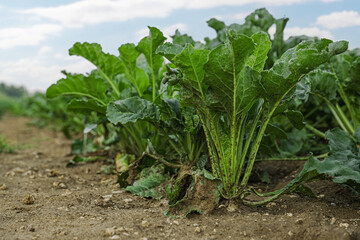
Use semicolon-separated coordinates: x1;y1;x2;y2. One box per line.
0;115;359;240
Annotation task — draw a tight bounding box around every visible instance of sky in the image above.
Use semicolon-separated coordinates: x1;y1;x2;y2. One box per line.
0;0;359;92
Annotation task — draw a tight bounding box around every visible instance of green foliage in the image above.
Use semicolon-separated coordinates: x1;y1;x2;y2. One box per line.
160;26;347;199
42;7;359;206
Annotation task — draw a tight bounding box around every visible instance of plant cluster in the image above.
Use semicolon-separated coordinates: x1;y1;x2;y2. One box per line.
45;8;359;207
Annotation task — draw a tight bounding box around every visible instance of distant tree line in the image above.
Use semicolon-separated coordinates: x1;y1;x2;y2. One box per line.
0;83;27;98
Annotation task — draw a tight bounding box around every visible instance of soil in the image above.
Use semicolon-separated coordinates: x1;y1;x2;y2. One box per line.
0;114;359;240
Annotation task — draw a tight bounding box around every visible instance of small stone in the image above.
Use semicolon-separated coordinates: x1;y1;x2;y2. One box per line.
104;227;116;236
23;194;35;205
266;202;276;208
339;223;349;229
0;184;7;190
141;220;150;228
295;218;304;225
123;198;133;203
195;227;201;233
109;235;120;239
318;194;325;199
286;213;293;217
330;202;336;206
288;231;294;237
102;195;113;202
173;220;179;225
47;169;58;177
330;217;336;225
227;203;238;213
19;226;26;230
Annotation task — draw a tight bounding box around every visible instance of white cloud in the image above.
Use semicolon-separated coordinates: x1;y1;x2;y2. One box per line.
268;25;333;39
0;24;63;49
0;53;93;92
316;11;360;29
19;0;323;29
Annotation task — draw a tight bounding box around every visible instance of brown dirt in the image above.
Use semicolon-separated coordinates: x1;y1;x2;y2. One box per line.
0;115;359;240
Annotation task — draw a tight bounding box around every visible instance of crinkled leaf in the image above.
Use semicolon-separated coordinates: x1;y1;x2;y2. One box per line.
125;173;167;199
308;128;360;192
303;69;338;101
171;30;196;47
261;39;348;104
244;8;275;32
156;43;183;61
107;97;160;125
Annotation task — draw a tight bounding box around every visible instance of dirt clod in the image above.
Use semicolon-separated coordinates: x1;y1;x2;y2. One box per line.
0;183;7;190
22;194;35;205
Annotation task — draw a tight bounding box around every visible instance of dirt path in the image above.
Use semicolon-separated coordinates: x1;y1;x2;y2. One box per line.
0;115;359;240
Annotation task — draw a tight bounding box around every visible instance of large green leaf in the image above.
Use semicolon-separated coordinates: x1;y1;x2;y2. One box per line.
302;69;338;101
46;71;108;107
136;27;166;76
118;43;150;96
261;39;348;104
172;44;209;107
67;99;106;115
307;128;360;192
204;30;263;116
107;97;160;125
69;42;123;96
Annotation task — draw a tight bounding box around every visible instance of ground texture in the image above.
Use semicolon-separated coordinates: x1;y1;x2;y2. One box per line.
0;115;359;240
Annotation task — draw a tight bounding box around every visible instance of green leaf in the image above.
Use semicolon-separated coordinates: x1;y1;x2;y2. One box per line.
204;30;261;116
286;110;305;129
261;39;348;104
303;69;338;101
171;30;196;47
46;71;108;107
266;123;287;139
69;42;123;96
246;32;271;72
172;44;209;107
156;43;183;61
66;99;106;115
67;155;99;167
308;128;360;192
107;97;160;125
244;8;275;32
118;43;150;96
125;172;167;199
137;26;166;76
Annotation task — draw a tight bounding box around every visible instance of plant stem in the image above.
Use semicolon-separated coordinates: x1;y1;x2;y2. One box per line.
305;124;326;139
257;152;328;161
142;152;182;168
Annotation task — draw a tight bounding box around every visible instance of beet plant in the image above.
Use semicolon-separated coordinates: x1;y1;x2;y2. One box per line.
159;30;348;200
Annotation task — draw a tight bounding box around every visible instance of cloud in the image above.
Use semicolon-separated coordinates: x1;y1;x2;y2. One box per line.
19;0;322;29
0;24;63;49
269;26;333;39
20;0;184;28
0;53;93;92
315;11;360;29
